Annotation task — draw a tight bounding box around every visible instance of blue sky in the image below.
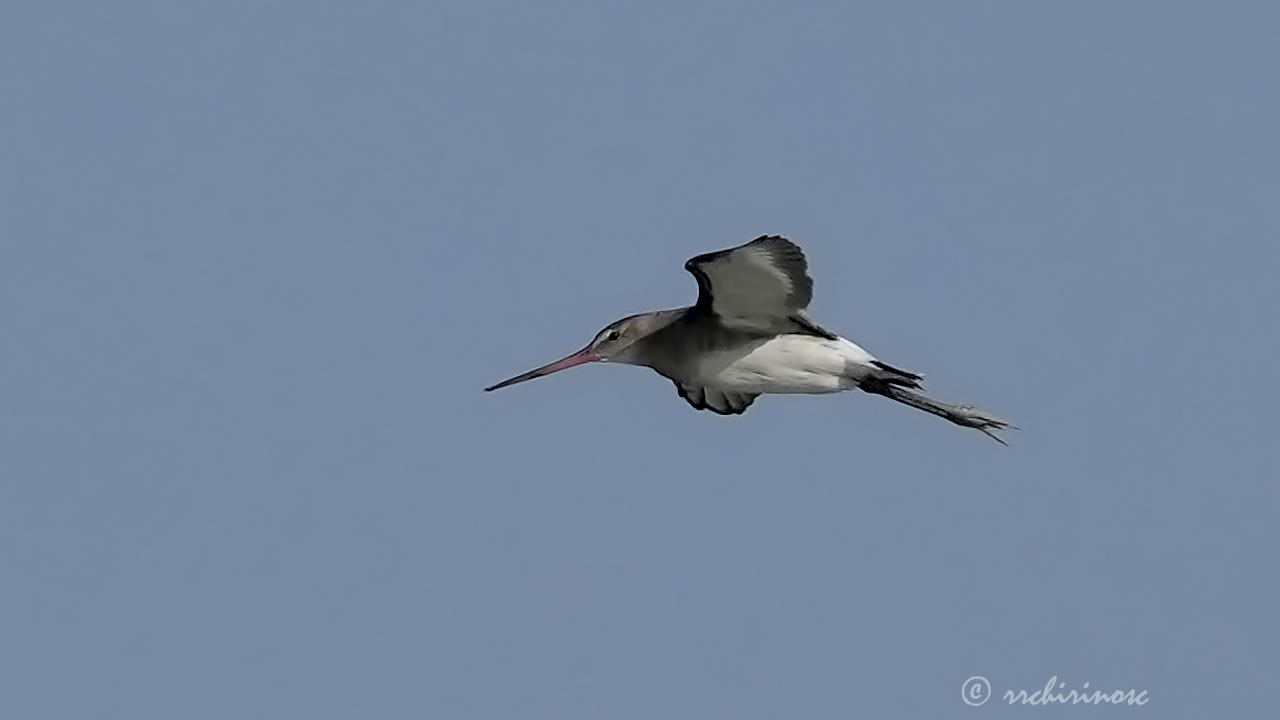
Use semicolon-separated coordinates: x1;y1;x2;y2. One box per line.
3;2;1277;718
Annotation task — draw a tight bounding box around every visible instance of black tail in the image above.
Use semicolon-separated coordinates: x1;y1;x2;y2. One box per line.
870;360;924;388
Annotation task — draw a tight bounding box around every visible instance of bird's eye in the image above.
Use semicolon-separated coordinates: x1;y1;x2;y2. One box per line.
605;329;620;342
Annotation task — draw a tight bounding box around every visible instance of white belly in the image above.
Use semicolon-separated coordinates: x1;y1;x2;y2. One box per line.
693;335;879;395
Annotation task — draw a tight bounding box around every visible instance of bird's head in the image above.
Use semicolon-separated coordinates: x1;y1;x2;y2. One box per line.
484;313;662;392
584;315;652;361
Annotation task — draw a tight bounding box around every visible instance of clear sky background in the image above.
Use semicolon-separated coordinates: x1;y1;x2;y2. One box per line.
4;2;1277;718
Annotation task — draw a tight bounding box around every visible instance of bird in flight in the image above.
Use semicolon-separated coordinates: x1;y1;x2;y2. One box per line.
486;235;1012;442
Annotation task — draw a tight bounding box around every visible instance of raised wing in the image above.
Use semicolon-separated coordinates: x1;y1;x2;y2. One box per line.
685;235;834;338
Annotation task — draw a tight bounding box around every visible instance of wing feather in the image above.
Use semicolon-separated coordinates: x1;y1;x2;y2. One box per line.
685;235;832;337
675;382;758;415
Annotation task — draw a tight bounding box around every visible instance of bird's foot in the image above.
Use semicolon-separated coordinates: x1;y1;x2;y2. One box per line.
950;406;1016;445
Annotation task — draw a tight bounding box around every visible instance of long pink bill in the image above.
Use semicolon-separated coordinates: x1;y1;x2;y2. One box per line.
484;347;599;392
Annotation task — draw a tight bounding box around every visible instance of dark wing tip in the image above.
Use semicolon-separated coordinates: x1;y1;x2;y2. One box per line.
748;234;803;256
685;234;794;266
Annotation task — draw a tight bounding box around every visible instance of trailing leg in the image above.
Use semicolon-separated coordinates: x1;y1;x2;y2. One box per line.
859;377;1013;444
